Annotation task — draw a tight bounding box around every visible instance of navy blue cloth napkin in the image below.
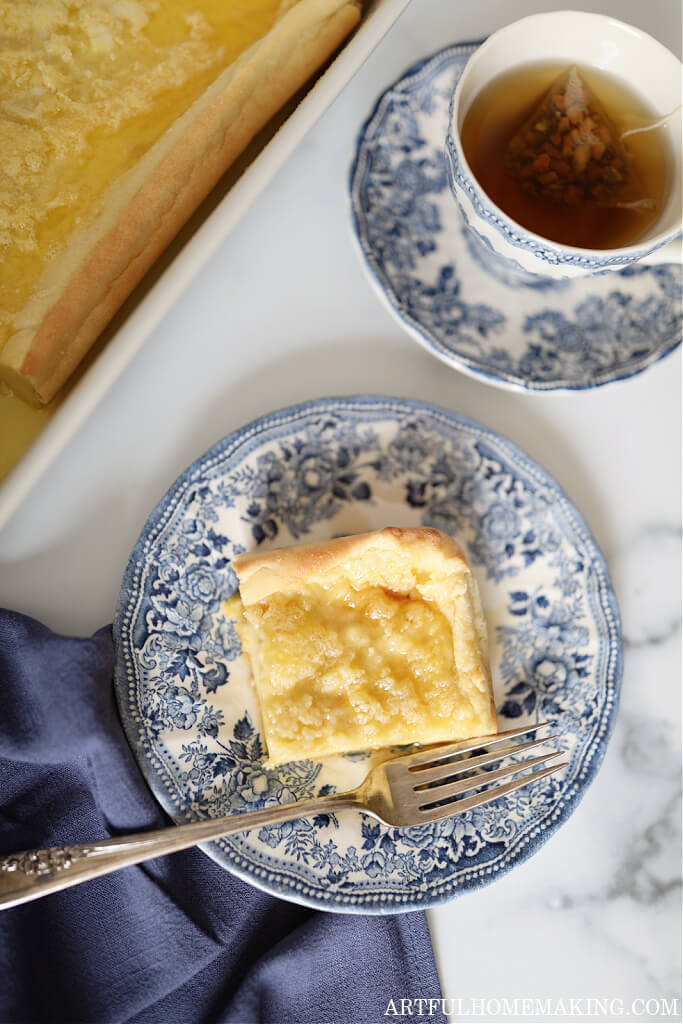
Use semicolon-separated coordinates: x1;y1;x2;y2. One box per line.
0;609;446;1024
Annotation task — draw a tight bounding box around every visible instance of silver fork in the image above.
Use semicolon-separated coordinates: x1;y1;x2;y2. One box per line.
0;723;564;910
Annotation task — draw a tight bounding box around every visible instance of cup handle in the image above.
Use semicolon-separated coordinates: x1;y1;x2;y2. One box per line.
640;235;682;265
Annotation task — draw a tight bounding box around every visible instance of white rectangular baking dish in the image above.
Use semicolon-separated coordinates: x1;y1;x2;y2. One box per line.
0;0;411;532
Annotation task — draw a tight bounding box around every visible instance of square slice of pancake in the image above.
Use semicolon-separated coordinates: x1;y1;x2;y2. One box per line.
229;527;497;765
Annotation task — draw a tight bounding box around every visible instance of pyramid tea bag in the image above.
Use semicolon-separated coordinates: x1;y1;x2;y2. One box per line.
504;66;651;209
461;61;672;249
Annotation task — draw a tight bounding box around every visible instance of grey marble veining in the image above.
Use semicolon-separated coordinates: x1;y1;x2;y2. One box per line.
611;524;682;648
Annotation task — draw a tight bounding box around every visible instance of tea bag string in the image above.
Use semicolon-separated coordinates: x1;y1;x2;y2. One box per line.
620;105;682;140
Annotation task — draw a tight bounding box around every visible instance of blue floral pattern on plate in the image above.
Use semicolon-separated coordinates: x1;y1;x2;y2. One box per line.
114;397;622;912
349;43;682;392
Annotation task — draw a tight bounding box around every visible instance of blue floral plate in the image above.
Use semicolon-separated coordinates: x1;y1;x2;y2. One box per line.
114;397;621;912
349;43;682;392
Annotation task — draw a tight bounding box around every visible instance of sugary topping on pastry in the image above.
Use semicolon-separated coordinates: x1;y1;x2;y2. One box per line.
0;0;282;343
228;527;497;765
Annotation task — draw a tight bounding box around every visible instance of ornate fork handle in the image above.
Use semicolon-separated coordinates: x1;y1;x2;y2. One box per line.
0;792;362;911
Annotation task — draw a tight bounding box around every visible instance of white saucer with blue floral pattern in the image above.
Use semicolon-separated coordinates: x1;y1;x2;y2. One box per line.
114;397;621;912
350;43;682;392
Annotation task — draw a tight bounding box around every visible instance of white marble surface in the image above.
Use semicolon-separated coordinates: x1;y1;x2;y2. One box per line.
0;0;680;1018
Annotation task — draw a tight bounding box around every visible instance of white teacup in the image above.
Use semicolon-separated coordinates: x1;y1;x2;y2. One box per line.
445;12;682;279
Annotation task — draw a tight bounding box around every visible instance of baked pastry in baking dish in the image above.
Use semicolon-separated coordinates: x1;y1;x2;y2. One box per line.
0;0;361;405
229;527;497;765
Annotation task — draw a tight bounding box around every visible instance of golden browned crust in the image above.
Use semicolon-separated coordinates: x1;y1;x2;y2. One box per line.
4;0;361;405
235;526;469;603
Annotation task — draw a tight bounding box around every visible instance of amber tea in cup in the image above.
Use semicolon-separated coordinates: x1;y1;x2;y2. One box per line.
460;62;674;250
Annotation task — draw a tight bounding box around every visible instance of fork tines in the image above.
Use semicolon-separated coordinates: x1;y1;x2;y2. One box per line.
404;722;553;772
395;722;566;822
